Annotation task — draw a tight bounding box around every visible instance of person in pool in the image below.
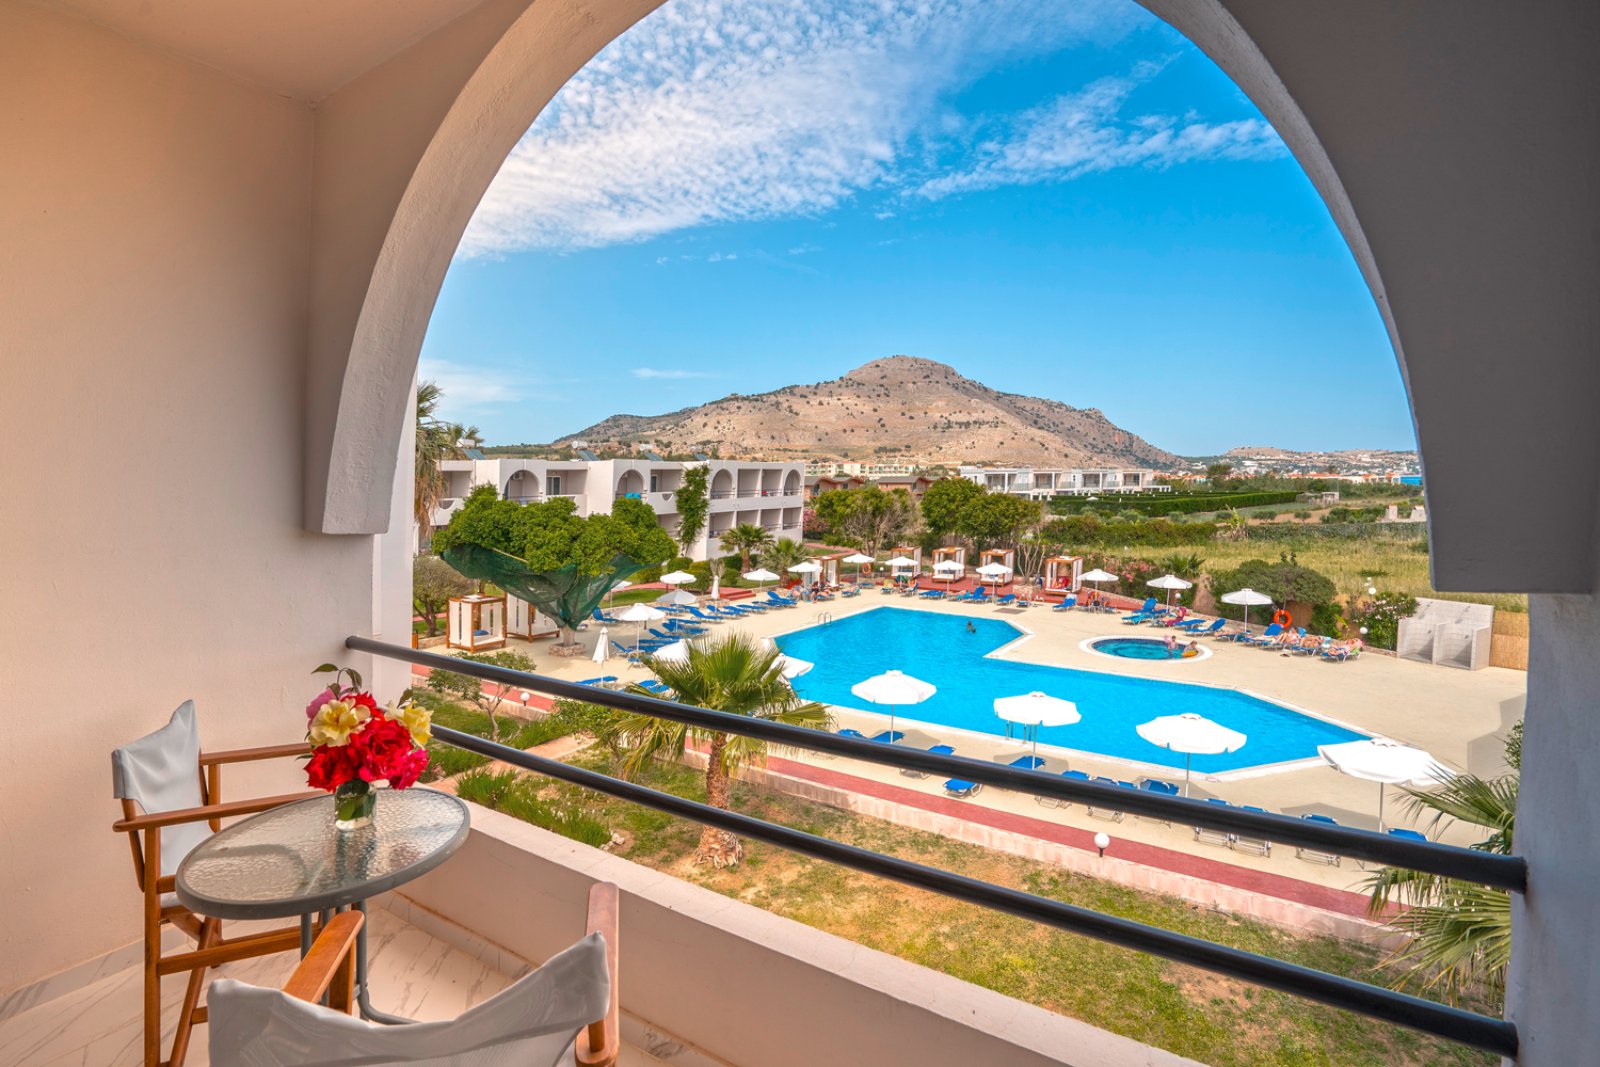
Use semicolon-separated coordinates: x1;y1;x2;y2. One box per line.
965;621;977;634
1165;633;1177;656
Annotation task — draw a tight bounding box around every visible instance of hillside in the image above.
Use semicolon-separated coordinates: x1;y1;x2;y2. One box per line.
559;356;1178;468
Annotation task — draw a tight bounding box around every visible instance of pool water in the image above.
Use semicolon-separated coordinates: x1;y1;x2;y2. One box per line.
776;607;1367;773
1091;637;1197;661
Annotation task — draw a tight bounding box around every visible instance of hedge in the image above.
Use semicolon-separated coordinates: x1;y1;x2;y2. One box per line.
1049;491;1300;516
1239;522;1429;543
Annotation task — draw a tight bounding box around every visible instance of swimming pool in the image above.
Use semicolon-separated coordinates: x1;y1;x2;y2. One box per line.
775;607;1367;774
1089;636;1206;662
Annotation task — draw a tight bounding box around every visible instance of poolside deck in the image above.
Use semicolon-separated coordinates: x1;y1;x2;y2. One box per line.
447;591;1526;903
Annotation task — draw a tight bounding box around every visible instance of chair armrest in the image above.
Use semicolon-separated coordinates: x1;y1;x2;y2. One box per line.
199;742;312;766
283;911;363;1011
112;791;318;833
575;882;620;1067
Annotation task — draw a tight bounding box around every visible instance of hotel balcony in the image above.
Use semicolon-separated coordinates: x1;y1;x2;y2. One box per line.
7;3;1599;1066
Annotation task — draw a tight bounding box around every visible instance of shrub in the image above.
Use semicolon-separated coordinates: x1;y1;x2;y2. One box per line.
1293;510;1313;520
1349;591;1418;650
455;769;612;848
1208;555;1338;612
455;768;517;806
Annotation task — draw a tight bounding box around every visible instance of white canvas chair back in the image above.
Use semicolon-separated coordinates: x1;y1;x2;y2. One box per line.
111;700;210;876
209;932;611;1067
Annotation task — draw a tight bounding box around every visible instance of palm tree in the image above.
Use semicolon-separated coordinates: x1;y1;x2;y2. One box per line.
1363;725;1519;1003
759;537;809;575
414;380;466;544
609;633;829;867
720;523;773;571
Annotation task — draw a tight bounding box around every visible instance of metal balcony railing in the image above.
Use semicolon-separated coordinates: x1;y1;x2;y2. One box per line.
348;636;1522;1059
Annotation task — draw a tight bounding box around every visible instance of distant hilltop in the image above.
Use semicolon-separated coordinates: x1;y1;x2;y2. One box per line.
554;356;1179;469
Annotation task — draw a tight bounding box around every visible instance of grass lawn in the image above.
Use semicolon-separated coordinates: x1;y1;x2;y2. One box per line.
1101;537;1525;615
459;749;1495;1067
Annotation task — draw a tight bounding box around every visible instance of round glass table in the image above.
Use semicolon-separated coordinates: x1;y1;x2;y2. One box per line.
175;787;469;1022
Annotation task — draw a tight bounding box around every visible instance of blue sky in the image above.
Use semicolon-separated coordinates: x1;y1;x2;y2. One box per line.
421;0;1412;457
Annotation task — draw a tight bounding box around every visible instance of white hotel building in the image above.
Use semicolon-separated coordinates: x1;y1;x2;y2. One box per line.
958;465;1166;499
426;457;806;560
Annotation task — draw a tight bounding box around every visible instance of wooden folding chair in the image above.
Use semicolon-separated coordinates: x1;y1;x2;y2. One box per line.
208;882;623;1067
111;700;315;1067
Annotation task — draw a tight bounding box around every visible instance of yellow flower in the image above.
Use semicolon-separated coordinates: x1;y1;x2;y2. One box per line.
393;700;432;748
309;699;370;747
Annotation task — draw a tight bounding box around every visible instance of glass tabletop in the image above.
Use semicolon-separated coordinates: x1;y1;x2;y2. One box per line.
175;787;470;919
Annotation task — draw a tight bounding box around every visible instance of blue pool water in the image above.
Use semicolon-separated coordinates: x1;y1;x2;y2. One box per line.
1091;637;1196;661
776;607;1367;773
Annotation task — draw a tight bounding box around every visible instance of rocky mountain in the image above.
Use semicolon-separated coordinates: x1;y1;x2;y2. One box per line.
558;356;1179;468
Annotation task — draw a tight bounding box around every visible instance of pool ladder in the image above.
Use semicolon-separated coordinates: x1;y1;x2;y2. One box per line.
817;611;833;626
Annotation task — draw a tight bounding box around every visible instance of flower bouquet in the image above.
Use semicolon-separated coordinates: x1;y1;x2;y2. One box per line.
304;664;432;830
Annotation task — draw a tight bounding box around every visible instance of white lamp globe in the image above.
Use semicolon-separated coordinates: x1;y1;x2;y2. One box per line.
1093;832;1111;856
1359;626;1369;635
1367;586;1378;596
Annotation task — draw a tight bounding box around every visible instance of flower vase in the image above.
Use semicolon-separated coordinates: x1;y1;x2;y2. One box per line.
333;780;376;831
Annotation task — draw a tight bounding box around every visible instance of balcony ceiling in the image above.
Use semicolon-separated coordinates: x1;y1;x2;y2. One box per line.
39;0;495;101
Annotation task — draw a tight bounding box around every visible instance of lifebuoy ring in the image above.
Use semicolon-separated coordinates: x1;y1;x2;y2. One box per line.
1271;609;1292;627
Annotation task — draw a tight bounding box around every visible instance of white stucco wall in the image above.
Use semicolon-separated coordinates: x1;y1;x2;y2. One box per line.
0;4;374;991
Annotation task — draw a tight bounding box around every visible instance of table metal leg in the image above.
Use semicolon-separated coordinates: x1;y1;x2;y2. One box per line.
353;899;412;1024
299;913;312;958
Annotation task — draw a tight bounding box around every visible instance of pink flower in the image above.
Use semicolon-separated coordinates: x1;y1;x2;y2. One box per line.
305;687;337;720
387;746;430;790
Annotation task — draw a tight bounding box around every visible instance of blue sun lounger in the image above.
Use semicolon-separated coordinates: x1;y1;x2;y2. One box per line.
1036;768;1089;808
838;728;904;744
1086;777;1140;822
1295;813;1343;865
577;675;618;688
900;743;955;779
634;679;673;697
943;778;983;798
1052;595;1077;611
1007;755;1045;771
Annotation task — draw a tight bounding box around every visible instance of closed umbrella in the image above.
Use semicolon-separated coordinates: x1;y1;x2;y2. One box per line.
593;626;609;664
994;692;1081;758
1136;713;1247;796
1147;573;1194;608
1318;738;1448;831
850;669;936;743
660;570;696;586
1220;587;1273;631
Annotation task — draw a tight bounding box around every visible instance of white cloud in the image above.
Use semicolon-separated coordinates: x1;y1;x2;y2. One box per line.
632;368;716;380
418;359;522;409
707;251;737;262
914;66;1285;199
456;0;1281;257
787;243;822;255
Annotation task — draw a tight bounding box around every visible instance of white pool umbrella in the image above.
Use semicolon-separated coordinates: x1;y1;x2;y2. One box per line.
593;627;609;664
743;567;779;594
932;558;963;589
994;692;1081;758
651;639;692;664
976;561;1012;582
788;561;821;574
606;579;632;606
1136;713;1247;796
1147;573;1194;607
850;669;936;742
656;589;697;606
1318;738;1448;831
1220;587;1273;629
1080;568;1118;583
843;552;875;583
885;555;916;570
660;570;696;586
774;654;813;680
617;602;665;652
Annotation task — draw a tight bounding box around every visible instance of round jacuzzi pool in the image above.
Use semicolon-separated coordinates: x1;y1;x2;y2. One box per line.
1085;636;1211;662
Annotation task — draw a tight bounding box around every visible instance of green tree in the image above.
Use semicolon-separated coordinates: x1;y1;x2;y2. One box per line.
1205;462;1234;484
433;490;674;649
412;553;470;637
605;633;829;866
920;478;985;538
720;523;774;571
425;649;537;743
956;494;1041;550
1207;555;1337;610
759;537;810;574
1363;727;1519;1003
813;485;917;554
414;380;468;544
674;465;710;553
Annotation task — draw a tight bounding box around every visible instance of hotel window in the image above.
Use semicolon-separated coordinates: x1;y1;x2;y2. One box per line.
546;475;562;496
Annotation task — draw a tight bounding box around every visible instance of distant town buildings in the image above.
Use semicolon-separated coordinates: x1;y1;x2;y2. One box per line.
956;466;1165;498
803;460;921;478
423;456;805;560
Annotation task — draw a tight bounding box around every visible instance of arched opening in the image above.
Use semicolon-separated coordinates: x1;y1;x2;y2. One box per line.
503;468;537;503
710;469;735;500
615;469;645;498
783;469;801;496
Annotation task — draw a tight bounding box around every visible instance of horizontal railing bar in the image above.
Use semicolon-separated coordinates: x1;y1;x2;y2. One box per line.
349;637;1527;891
429;724;1517;1058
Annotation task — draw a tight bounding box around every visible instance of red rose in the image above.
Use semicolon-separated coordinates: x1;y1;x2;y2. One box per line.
387;746;430;790
305;745;357;791
349;691;380;715
350;716;413;783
